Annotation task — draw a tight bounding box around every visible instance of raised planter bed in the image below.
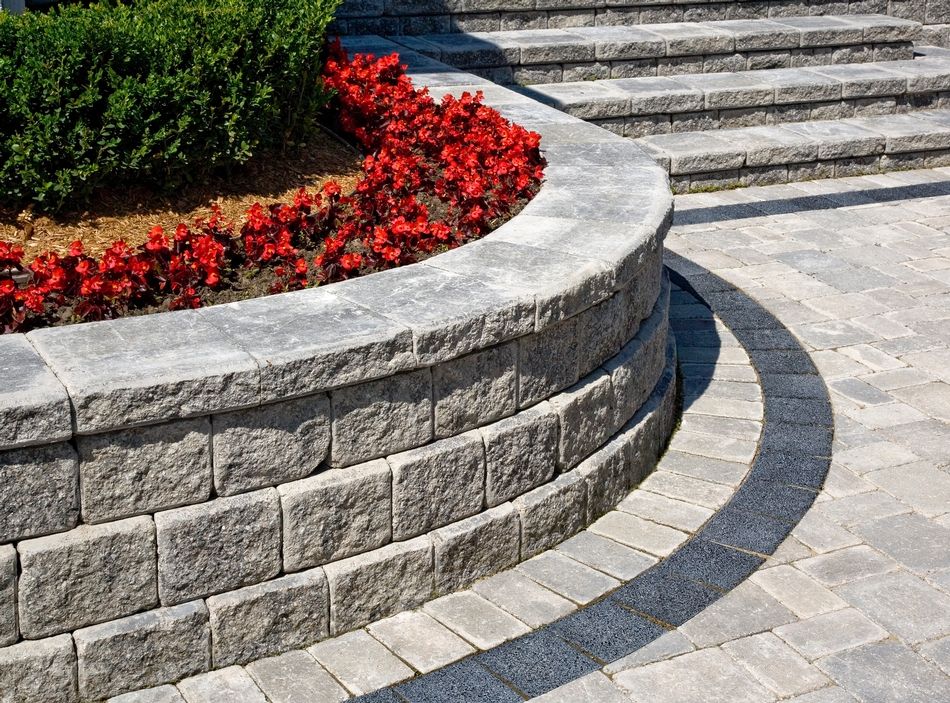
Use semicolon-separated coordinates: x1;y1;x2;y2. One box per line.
0;39;675;702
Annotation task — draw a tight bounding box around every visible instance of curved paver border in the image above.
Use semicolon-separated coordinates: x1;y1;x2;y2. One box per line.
341;259;834;702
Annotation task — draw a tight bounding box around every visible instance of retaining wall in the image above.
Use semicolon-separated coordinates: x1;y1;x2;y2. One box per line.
0;41;675;702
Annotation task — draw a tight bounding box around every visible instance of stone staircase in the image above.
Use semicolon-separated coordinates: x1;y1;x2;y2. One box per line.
351;12;950;191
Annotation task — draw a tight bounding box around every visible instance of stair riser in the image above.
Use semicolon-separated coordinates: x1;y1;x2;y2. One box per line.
335;0;904;36
463;43;913;84
587;93;947;136
669;149;950;191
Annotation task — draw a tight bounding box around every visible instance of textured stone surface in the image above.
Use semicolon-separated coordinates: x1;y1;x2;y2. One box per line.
28;310;260;433
432;342;518;437
423;591;530;650
78;418;212;523
279;460;391;571
0;441;78;543
368;611;476;674
433;503;521;593
518;317;579;406
389;432;485;540
0;634;76;703
310;630;413;696
0;335;71;451
18;516;157;638
324;536;433;634
548;370;615;470
207;570;329;667
156;489;281;605
514;471;587;557
211;394;330;496
75;601;210;700
177;667;266;703
108;685;186;703
331;368;433;466
482;402;558;506
0;545;15;647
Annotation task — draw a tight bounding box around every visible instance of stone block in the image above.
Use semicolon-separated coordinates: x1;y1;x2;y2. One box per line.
613;79;702;118
28;310;260;433
432;342;518;438
0;634;76;703
324;536;433;634
279;460;391;572
433;504;521;594
208;570;329;667
18;516;157;638
389;432;485;540
331;369;433;467
212;394;330;496
574;292;628;378
513;471;587;558
605;315;668;433
0;442;78;543
481;402;558;507
78;418;212;523
176;667;267;703
309;630;413;696
196;286;415;402
782;119;886;158
647;23;734;56
332;264;533;364
108;685;186;702
548;370;615;470
75;601;210;700
245;650;348;703
0;546;14;647
757;67;842;104
577;438;631;523
156;490;281;605
0;335;70;451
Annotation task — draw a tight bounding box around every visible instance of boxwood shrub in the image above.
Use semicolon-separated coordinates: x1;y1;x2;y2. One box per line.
0;0;341;212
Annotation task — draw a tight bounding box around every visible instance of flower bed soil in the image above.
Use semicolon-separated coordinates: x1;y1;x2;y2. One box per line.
0;42;546;334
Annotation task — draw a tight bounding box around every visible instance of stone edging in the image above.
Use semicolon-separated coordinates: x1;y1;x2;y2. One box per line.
0;41;676;703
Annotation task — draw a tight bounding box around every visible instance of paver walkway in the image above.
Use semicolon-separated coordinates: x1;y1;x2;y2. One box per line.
537;168;950;702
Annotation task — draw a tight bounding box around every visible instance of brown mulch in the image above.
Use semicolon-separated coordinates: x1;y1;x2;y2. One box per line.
1;129;363;260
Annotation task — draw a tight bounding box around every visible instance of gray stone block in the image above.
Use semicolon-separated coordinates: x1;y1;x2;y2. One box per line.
577;438;631;524
331;368;433;467
637;131;746;175
212;394;330;496
605;307;668;433
856;112;950;152
0;335;70;451
782;119;886;158
720;125;821;167
0;634;76;703
389;432;486;540
28;310;260;433
575;292;627;378
156;490;281;605
279;460;391;572
548;370;615;470
757;67;843;103
811;64;907;98
646;23;734;56
78;418;212;523
513;471;587;558
207;570;329;667
518;317;580;407
0;441;77;543
482;402;558;507
776;16;864;46
675;73;775;110
18;516;157;639
0;545;16;647
570;26;667;60
332;264;533;365
433;504;521;594
433;343;518;438
75;601;210;700
523;81;630;120
246;650;348;703
705;19;801;50
197;287;415;403
108;685;186;703
324;536;433;634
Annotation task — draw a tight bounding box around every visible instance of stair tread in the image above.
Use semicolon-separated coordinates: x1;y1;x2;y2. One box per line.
636;109;950;174
515;54;950;117
390;15;920;68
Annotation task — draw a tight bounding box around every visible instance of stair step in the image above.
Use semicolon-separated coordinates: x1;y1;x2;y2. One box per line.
634;109;950;191
515;55;950;134
335;1;914;37
388;15;919;83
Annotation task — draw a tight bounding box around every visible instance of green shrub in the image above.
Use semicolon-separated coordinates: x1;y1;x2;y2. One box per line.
0;0;342;212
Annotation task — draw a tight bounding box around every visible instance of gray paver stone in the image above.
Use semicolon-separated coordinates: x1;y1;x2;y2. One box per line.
0;634;77;703
309;629;413;695
108;685;186;703
156;489;281;605
423;592;530;650
513;471;587;558
517;551;620;604
246;650;347;703
368;611;475;674
17;516;157;638
817;642;950;701
78;418;212;523
211;394;330;496
775;608;888;660
548;370;615;470
279;460;392;572
0;441;78;543
472;570;575;628
433;503;521;594
678;582;796;648
0;335;71;450
432;343;518;437
482;402;558;507
177;667;266;703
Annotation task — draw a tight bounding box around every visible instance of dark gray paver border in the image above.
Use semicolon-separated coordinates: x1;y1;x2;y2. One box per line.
353;258;834;702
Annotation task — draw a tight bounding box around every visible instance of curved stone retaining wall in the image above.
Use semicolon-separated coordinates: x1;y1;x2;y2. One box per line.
0;43;674;702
